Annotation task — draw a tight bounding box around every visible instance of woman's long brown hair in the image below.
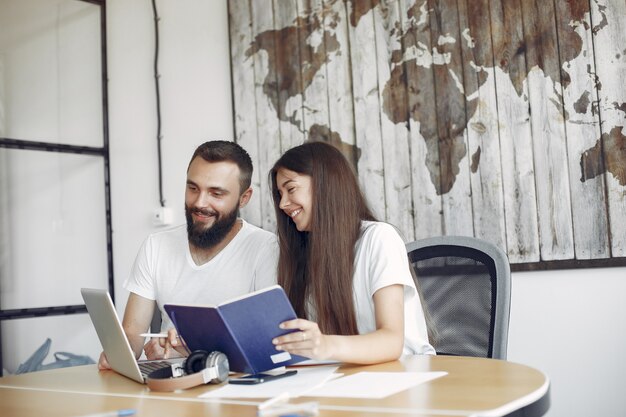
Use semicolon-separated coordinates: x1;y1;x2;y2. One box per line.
271;142;376;335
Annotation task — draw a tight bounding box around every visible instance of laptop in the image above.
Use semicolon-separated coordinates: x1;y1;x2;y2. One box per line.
81;288;183;383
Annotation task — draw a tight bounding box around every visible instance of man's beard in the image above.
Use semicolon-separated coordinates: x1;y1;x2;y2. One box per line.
185;204;239;249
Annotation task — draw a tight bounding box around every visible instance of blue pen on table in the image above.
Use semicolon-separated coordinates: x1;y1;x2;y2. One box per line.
77;409;137;417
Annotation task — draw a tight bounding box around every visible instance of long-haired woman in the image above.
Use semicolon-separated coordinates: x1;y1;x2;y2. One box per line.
270;141;434;364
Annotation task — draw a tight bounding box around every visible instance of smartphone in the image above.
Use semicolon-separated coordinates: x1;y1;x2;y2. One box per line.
228;369;297;385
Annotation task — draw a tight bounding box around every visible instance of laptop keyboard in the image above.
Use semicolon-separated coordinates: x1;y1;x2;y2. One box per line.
139;361;172;377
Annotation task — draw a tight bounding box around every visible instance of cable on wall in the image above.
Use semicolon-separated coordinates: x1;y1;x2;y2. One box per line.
151;0;165;207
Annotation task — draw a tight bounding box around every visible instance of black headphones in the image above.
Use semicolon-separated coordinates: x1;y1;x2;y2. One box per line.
146;350;229;392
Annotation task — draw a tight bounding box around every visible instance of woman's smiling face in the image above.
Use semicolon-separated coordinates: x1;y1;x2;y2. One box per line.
275;168;313;232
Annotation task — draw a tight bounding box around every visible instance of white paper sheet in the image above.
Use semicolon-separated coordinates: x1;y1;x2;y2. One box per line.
304;371;447;399
199;366;340;399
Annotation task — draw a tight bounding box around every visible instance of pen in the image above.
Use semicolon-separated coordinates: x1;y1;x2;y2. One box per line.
140;333;168;338
140;333;181;339
76;409;136;417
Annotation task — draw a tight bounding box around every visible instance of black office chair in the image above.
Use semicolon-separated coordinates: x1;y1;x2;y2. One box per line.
407;236;511;359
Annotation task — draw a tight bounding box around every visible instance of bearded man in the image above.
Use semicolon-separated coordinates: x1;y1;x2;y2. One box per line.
98;141;277;368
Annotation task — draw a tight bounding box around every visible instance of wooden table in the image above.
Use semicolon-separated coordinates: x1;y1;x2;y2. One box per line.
0;355;549;417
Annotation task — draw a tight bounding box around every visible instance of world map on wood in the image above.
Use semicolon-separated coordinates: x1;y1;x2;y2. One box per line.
229;0;626;265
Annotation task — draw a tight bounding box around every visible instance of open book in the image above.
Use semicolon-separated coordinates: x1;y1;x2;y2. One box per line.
164;285;308;374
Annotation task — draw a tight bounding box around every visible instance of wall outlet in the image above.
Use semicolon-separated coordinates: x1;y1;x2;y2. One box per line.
152;207;174;226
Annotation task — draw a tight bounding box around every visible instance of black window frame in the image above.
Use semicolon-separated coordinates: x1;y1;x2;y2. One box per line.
0;0;112;374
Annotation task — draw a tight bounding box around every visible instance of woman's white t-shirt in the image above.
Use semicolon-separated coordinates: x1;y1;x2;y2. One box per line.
351;221;435;355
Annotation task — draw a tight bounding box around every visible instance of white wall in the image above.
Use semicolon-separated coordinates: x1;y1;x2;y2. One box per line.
508;267;626;417
106;0;234;311
1;1;624;416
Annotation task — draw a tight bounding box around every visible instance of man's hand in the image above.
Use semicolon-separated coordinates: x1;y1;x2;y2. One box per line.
143;338;166;360
97;351;111;370
158;328;189;358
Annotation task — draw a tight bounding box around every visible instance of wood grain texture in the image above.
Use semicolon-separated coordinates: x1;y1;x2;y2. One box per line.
399;0;444;240
273;0;305;153
458;0;506;249
248;0;282;230
521;0;574;261
374;0;415;240
323;0;357;148
229;0;626;266
0;55;4;137
345;0;387;219
229;0;262;226
297;0;331;135
590;0;626;257
489;0;540;263
555;0;610;259
427;0;473;236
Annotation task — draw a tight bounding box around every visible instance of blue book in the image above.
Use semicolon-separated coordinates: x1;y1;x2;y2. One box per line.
164;285;308;374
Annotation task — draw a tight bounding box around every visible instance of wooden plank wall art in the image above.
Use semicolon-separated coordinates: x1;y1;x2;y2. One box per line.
229;0;626;268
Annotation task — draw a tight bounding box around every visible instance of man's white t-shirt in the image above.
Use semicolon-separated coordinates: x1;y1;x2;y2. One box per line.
124;219;278;331
352;221;435;355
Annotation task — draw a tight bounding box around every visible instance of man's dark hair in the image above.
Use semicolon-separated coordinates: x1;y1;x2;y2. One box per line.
188;140;253;194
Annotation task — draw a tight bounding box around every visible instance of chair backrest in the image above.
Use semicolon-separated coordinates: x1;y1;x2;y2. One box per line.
407;236;511;359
